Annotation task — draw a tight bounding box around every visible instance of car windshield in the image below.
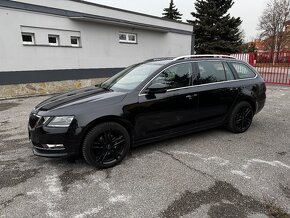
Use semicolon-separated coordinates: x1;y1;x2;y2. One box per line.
100;63;163;92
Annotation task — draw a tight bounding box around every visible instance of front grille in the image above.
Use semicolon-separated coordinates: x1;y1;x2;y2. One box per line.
29;114;40;128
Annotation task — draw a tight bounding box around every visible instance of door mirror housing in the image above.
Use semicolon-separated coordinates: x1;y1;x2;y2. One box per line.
146;83;168;95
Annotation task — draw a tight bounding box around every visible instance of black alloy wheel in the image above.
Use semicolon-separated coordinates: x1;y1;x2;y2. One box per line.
82;122;130;168
228;102;254;133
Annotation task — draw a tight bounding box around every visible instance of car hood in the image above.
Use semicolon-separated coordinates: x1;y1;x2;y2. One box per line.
35;86;127;112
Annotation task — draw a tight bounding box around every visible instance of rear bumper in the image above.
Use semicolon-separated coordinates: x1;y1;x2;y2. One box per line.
256;96;266;114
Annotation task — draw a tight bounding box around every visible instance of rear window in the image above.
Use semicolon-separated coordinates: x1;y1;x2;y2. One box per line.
231;62;256;79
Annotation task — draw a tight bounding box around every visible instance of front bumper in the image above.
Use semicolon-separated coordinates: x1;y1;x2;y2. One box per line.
32;146;68;158
28;115;83;158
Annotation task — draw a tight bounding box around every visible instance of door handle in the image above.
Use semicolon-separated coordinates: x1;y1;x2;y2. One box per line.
186;94;197;100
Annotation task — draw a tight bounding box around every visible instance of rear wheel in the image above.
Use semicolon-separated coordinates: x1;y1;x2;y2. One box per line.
82;122;130;168
227;102;254;133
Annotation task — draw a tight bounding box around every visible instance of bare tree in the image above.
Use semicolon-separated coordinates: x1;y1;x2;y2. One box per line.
258;0;290;52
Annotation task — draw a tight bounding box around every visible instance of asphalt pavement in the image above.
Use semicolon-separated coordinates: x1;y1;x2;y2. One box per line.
0;85;290;218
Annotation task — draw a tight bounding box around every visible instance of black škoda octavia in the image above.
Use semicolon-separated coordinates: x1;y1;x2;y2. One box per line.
28;55;266;168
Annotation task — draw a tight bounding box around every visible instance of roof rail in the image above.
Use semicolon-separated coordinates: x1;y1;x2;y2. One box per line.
173;55;236;61
144;57;174;62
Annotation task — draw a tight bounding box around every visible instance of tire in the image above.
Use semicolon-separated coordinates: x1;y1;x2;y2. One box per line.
82;122;130;168
227;101;254;133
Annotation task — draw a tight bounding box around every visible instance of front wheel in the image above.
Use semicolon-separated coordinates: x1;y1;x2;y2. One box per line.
227;102;254;133
82;122;130;168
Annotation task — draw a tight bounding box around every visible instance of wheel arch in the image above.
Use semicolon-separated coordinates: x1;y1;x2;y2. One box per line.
232;96;257;114
79;116;134;154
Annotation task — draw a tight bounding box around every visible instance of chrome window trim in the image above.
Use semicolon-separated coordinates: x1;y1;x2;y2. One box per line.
138;60;258;97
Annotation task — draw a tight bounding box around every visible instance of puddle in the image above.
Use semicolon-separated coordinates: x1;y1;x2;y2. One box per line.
160;181;290;218
0;168;39;189
59;169;95;192
0;158;40;189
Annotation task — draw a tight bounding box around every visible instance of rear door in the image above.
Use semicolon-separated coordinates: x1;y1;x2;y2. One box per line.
194;60;239;128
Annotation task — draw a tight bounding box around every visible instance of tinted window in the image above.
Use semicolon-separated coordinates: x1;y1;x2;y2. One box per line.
231;63;256;79
196;61;226;84
223;62;235;80
151;63;193;89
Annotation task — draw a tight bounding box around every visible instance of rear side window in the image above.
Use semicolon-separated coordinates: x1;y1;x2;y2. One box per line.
195;61;226;85
151;62;193;89
231;63;256;79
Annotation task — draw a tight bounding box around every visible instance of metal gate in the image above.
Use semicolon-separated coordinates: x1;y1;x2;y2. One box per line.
231;52;290;85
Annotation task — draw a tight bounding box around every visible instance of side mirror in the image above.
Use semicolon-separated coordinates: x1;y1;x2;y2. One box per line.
146;83;168;95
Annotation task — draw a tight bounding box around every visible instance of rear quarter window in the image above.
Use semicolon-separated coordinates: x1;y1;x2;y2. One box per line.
231;62;256;79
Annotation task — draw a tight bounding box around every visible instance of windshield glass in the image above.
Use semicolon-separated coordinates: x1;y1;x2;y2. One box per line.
101;63;162;91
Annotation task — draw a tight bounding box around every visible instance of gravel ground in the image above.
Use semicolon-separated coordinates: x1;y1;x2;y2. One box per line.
0;85;290;218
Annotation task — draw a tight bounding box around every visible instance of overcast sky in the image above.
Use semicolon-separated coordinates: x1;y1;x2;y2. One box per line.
86;0;267;42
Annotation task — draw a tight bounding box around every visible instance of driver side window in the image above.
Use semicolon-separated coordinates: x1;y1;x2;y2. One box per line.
151;63;193;90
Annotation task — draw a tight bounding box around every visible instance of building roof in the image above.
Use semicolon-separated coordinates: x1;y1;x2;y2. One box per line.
69;0;192;27
243;40;267;52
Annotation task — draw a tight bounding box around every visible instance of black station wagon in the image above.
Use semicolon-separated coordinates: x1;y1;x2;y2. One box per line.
28;55;266;168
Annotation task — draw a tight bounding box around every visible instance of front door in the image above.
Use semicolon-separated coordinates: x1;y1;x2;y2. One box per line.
134;62;199;140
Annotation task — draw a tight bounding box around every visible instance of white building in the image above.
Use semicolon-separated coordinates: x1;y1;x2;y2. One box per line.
0;0;193;86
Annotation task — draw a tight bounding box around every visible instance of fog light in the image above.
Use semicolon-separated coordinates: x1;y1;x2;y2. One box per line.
44;144;64;149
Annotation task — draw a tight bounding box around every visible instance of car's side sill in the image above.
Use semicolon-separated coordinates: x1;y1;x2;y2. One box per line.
132;122;223;148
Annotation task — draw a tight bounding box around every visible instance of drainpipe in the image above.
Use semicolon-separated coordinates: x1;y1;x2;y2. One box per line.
191;32;196;55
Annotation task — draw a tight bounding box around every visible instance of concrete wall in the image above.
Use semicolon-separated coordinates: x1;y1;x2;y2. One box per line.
0;6;192;72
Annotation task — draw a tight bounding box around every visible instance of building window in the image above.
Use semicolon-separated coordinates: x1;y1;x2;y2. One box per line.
119;33;137;44
22;33;35;45
48;35;59;46
71;36;80;47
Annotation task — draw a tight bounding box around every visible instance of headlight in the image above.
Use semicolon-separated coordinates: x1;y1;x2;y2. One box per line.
47;116;74;128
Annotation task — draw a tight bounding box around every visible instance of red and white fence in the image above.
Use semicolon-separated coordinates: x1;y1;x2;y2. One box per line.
232;52;290;85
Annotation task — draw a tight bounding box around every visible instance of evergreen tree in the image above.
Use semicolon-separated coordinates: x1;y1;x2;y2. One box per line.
188;0;243;54
162;0;183;21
